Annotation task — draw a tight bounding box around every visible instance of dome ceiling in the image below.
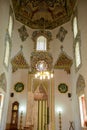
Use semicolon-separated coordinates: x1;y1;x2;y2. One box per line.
12;0;76;29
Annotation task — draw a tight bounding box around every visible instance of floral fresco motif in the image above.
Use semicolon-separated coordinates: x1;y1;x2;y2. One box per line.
18;25;29;41
0;73;7;92
56;27;67;42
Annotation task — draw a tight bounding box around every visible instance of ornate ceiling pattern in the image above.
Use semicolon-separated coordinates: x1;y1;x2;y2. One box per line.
12;0;76;29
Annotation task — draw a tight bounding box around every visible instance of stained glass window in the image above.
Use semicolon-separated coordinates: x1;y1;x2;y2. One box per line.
36;36;47;51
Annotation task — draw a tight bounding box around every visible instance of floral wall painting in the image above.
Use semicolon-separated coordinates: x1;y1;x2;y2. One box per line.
0;73;7;92
18;25;29;41
56;27;67;42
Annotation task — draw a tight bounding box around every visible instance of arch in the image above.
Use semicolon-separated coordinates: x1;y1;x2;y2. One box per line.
76;74;87;127
36;36;47;51
34;83;47;100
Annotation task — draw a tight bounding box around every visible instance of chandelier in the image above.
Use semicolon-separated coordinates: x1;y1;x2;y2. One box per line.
35;60;53;80
35;71;53;80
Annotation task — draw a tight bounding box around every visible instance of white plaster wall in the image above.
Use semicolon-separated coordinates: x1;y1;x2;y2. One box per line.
7;69;29;129
54;70;73;130
0;0;13;130
50;21;74;130
6;19;35;129
70;0;87;130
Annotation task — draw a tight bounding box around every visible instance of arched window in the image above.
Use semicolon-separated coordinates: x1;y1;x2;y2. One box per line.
8;15;13;37
4;38;10;67
76;75;87;128
36;36;47;51
72;11;82;71
0;93;4;123
79;94;87;127
73;16;78;38
75;41;81;68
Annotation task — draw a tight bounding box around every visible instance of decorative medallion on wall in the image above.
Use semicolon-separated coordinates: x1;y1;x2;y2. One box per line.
56;27;67;42
18;25;29;41
12;0;76;29
14;82;24;92
0;73;7;92
54;46;73;74
58;83;68;93
30;51;53;73
11;47;29;72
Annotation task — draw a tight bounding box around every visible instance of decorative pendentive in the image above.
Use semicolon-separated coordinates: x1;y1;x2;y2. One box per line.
11;47;29;72
54;46;73;73
30;51;53;73
0;73;7;92
12;0;76;29
56;27;67;42
18;25;29;41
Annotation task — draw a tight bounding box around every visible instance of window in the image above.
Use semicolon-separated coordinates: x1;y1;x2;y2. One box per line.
73;16;78;38
4;38;10;68
75;41;81;68
4;6;13;69
36;36;47;51
0;93;4;123
72;11;82;71
79;94;87;127
8;15;13;37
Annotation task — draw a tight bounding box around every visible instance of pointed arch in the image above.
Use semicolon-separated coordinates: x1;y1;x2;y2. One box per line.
34;83;48;100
